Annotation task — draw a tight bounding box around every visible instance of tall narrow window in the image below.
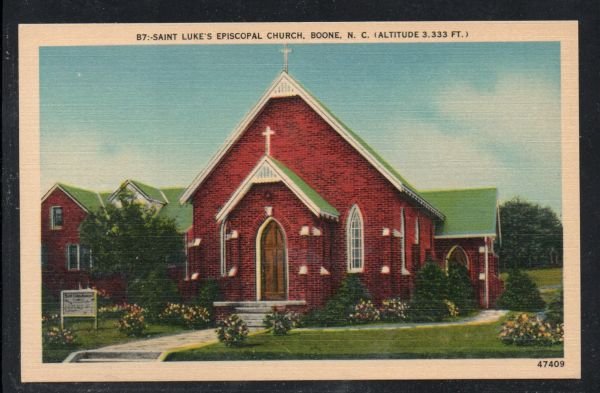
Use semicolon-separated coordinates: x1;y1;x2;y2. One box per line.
346;205;364;272
400;208;409;275
50;206;63;229
414;216;420;245
67;244;79;270
220;220;229;277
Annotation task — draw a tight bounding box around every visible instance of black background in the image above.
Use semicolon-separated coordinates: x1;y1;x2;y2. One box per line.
3;0;599;392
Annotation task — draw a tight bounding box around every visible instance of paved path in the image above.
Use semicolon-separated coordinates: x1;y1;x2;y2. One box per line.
97;329;218;352
297;309;508;331
65;310;507;362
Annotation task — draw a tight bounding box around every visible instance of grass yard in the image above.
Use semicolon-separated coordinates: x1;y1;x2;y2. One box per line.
166;319;563;361
500;267;562;288
43;317;187;363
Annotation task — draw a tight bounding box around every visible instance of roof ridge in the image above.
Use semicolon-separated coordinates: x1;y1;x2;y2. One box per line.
421;186;497;193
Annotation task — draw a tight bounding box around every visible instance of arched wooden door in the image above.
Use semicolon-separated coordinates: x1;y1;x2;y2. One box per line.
260;220;287;300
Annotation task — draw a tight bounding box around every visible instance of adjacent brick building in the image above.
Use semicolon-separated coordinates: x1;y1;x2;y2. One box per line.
41;180;193;301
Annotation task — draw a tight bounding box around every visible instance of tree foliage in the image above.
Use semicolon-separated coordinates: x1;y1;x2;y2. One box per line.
446;262;477;314
80;191;185;307
498;198;562;269
496;269;545;311
410;259;449;321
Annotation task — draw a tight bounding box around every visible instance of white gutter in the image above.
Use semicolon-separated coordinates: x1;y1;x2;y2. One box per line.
484;236;489;308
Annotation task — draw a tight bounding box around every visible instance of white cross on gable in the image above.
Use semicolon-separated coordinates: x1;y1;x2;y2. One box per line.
262;126;275;155
280;44;292;73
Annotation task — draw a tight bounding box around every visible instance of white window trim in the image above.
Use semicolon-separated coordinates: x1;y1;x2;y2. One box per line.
220;220;228;277
50;206;63;229
414;216;420;245
346;205;364;273
400;208;410;275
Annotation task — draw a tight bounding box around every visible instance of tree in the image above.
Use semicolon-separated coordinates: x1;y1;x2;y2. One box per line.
80;191;184;312
498;197;562;270
496;269;545;311
410;259;449;321
446;262;477;314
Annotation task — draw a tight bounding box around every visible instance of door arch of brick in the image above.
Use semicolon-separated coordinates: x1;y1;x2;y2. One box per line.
255;217;288;301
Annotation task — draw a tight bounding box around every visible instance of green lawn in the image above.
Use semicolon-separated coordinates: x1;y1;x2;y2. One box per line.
43;317;187;363
166;319;563;361
500;267;562;288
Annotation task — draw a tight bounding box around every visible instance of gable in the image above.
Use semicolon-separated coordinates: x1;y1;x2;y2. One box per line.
180;72;443;220
41;183;104;213
108;179;167;209
216;156;339;222
421;187;498;238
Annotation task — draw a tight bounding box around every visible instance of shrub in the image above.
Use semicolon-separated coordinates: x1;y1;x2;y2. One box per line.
496;269;545;311
160;303;211;329
545;288;563;325
302;274;369;326
264;309;300;335
444;300;459;318
44;326;76;346
128;270;181;320
499;313;564;346
446;262;477;315
380;298;410;322
42;313;60;325
118;304;147;336
195;279;220;312
216;314;249;347
349;299;381;324
180;305;211;329
410;260;449;321
98;303;128;319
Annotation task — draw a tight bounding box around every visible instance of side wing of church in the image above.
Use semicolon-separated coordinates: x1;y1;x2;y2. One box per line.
181;71;503;315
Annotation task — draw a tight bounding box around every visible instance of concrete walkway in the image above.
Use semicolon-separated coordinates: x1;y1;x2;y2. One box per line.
64;310;508;362
297;309;508;331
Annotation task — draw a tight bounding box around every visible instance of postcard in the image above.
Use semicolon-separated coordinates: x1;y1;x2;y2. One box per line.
19;21;580;381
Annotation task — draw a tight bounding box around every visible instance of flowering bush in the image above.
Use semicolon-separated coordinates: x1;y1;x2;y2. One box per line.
118;304;147;336
44;326;76;346
264;309;300;335
159;303;211;329
380;298;409;321
216;314;249;347
349;299;380;324
180;305;211;329
444;300;460;318
42;313;60;325
499;313;564;346
98;303;129;319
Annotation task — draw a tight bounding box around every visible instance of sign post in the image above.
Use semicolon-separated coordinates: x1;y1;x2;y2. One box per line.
60;289;97;330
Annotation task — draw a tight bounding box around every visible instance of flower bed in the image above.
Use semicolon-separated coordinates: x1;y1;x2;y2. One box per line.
498;313;563;346
118;304;147;336
216;314;249;347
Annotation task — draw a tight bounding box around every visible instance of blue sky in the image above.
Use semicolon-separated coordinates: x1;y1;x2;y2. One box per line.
40;43;561;214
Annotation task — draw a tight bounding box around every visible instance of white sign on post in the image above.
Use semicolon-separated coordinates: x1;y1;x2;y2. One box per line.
60;289;97;329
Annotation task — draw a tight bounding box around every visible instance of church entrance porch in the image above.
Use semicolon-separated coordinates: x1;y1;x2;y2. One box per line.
257;219;287;300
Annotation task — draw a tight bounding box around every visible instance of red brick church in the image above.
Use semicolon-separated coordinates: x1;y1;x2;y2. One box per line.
179;70;503;314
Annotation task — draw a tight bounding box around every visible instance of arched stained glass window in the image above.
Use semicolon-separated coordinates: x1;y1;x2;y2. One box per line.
346;205;364;272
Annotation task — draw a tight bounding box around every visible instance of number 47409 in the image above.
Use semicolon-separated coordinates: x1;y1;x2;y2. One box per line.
538;360;565;368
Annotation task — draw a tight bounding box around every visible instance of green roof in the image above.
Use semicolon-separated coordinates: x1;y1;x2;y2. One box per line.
157;188;193;231
269;157;339;218
58;183;105;212
420;188;498;237
129;180;167;203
